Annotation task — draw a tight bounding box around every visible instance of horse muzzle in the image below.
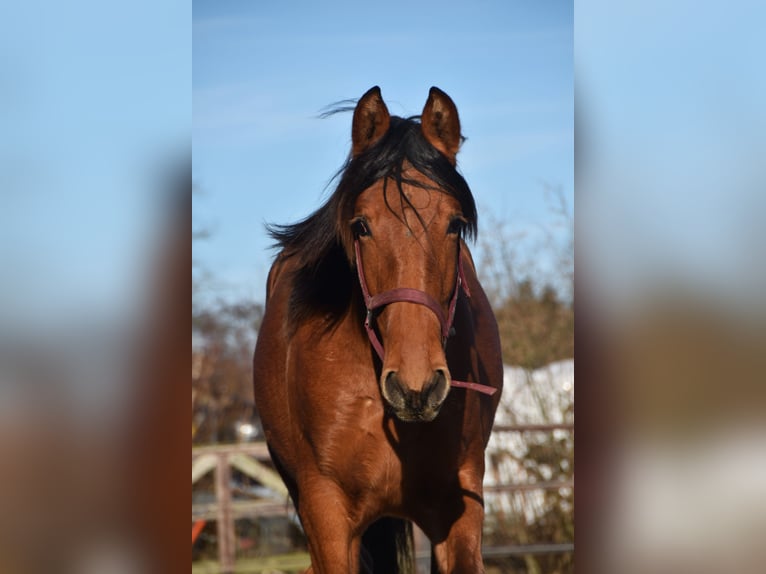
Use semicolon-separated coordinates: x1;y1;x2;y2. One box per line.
381;368;450;422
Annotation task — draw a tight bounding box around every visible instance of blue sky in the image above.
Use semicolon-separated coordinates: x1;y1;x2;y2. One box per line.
193;0;573;305
1;1;189;328
576;1;766;316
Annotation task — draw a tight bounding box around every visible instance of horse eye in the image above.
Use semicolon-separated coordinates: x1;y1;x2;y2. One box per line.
352;218;371;237
447;217;466;236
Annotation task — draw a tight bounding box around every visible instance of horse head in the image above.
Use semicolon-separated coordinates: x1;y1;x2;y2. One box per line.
344;86;474;422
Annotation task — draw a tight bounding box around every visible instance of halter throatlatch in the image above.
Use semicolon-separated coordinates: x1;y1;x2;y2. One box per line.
354;239;496;396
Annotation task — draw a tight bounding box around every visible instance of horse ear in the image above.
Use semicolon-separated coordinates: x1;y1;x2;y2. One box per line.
421;87;461;164
352;86;391;157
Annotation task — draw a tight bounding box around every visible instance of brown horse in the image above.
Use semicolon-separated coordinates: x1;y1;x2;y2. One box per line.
253;86;503;573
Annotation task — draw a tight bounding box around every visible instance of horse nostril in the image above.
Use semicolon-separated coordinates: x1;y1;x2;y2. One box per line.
424;369;450;408
382;370;406;408
434;368;448;384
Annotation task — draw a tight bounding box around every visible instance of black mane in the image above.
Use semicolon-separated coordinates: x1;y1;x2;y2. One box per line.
266;114;477;326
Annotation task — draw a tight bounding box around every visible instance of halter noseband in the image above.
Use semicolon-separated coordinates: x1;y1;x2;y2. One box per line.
354;239;496;396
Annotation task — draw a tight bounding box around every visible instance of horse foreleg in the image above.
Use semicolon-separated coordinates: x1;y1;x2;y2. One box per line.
297;480;361;574
429;494;485;574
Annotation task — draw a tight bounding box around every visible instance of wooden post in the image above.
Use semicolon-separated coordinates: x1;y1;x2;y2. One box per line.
215;452;235;573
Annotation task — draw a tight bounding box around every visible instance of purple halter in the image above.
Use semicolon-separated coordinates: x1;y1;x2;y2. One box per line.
354;239;496;396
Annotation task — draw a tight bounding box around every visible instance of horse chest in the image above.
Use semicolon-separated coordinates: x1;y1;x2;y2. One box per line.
300;397;403;500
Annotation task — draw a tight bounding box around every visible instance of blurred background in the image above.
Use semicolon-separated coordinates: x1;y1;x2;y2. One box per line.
0;1;190;573
577;2;766;572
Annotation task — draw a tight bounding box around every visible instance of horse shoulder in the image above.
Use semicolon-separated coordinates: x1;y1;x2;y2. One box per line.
253;253;297;469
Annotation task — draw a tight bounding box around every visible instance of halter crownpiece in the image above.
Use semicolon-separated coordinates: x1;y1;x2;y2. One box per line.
354;239;496;396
